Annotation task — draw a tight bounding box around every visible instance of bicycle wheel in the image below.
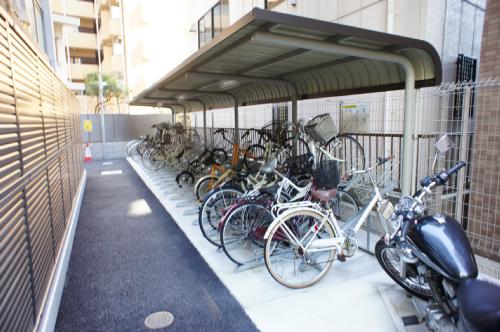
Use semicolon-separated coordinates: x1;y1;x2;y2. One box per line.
140;148;153;168
211;148;228;165
126;140;139;157
243;144;266;169
331;190;359;222
194;175;219;201
199;185;243;246
320;134;365;176
131;142;143;162
176;171;195;187
221;201;273;266
264;209;337;289
375;239;432;300
143;148;165;171
280;137;310;162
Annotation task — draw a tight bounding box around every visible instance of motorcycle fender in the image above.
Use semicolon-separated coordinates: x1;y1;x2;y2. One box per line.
263;207;328;240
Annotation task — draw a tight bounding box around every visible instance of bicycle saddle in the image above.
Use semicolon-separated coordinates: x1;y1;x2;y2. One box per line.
311;188;337;202
259;184;280;196
259;159;278;175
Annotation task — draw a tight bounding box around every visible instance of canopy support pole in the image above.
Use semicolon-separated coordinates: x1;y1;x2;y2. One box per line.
234;102;239;145
176;104;187;128
252;32;416;195
183;106;187;128
171;109;174;124
186;99;208;147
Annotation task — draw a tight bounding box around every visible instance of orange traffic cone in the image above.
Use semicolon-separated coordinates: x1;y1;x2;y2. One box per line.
84;143;92;162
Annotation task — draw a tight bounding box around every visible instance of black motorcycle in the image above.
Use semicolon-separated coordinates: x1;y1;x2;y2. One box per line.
375;135;500;332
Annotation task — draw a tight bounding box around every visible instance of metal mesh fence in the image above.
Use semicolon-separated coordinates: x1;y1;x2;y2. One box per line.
190;79;500;261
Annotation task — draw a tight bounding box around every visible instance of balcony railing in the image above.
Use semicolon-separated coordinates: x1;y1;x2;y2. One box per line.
53;0;95;18
68;31;97;49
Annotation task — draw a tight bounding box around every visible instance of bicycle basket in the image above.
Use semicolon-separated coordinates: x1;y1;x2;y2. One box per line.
339;159;400;205
283;153;314;176
313;159;340;189
304;114;338;144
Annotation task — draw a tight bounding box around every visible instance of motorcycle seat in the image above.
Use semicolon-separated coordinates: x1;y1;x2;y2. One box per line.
311;188;337;202
458;278;500;332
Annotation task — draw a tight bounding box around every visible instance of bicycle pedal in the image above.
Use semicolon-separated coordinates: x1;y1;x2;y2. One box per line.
336;253;346;262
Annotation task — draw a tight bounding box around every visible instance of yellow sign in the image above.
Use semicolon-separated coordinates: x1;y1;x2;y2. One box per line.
83;119;93;132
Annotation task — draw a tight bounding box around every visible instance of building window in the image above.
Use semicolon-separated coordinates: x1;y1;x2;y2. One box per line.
33;1;45;52
18;0;47;52
198;0;229;48
70;56;98;65
78;18;97;34
265;0;285;10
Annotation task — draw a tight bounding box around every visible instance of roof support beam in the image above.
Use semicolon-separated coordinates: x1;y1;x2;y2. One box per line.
185;71;298;100
252;31;416;195
236;48;308;74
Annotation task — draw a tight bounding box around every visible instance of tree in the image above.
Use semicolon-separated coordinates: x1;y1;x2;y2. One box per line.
84;72;129;114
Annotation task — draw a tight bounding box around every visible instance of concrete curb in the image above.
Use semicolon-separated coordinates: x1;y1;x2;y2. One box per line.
36;170;87;332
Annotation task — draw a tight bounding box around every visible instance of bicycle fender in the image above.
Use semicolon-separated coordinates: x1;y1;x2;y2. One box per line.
263;207;328;240
193;174;218;196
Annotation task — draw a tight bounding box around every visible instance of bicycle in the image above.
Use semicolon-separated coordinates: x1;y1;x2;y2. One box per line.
262;155;397;288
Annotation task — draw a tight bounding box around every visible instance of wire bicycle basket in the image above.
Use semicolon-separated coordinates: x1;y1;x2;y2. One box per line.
339;159;400;205
282;153;314;176
304;114;338;144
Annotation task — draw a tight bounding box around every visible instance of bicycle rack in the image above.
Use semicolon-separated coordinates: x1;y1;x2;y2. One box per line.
176;200;195;208
234;259;266;272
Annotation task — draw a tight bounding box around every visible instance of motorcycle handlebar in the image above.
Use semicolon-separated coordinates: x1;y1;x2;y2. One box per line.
447;161;466;176
403;161;465;237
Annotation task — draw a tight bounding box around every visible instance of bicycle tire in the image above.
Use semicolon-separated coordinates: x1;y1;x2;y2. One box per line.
264;208;337;289
220;200;273;266
211;148;228;166
243;144;266;169
143;148;165;171
319;134;365;176
176;170;195;187
198;185;244;246
331;190;359;222
280;137;310;161
194;175;220;201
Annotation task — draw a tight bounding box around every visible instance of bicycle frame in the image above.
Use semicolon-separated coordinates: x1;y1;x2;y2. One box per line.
264;161;391;255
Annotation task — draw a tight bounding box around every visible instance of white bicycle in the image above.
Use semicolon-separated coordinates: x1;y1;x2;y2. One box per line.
262;156;397;288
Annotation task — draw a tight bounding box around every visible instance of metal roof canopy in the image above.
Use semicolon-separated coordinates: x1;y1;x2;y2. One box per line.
131;8;442;195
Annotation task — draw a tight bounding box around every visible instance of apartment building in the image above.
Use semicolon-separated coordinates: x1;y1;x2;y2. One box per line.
122;0;485;119
50;0;126;113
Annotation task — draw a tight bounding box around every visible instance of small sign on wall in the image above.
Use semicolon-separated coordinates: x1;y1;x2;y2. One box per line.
83;119;93;132
341;103;369;133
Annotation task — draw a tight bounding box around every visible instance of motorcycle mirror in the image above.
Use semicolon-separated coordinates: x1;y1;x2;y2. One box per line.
435;135;455;154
